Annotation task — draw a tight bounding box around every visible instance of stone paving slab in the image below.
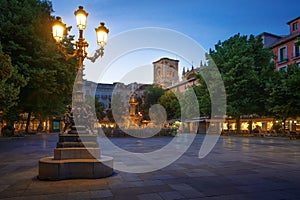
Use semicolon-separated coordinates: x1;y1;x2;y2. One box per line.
0;133;300;200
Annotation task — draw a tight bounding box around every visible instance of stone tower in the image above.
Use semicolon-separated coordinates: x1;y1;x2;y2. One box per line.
153;58;179;88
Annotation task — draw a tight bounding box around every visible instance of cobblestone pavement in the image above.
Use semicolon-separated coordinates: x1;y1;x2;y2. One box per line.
0;133;300;200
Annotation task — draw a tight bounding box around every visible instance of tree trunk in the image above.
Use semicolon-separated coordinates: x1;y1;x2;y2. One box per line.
7;120;14;127
25;112;31;133
227;119;231;131
236;116;241;134
249;120;253;133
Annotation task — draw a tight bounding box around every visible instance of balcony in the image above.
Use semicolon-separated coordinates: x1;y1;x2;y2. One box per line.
293;52;300;60
277;58;288;64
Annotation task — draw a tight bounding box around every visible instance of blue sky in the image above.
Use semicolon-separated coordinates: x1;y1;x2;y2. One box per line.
51;0;300;83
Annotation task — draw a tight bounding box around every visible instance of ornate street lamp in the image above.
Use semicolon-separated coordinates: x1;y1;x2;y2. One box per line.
39;6;113;180
52;5;109;115
52;6;109;62
74;6;88;31
52;17;66;43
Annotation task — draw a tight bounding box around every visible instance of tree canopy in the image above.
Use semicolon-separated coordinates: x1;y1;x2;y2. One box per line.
266;63;300;122
0;43;27;117
0;0;77;127
140;85;165;120
158;91;180;120
197;33;274;132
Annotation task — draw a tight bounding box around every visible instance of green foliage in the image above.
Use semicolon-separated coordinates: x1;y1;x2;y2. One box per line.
110;93;126;123
180;87;197;119
196;33;300;129
194;59;226;118
158;91;180;120
0;0;77;122
85;95;105;122
95;98;106;122
0;44;27;115
266;63;300;121
208;34;272;125
194;66;211;117
196;33;274;132
272;122;284;134
141;85;165;120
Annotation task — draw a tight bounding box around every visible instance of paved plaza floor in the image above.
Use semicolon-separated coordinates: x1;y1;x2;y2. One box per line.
0;133;300;200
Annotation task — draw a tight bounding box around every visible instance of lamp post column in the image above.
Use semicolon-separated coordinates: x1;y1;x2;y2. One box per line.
38;6;114;181
51;6;109;134
73;30;87;106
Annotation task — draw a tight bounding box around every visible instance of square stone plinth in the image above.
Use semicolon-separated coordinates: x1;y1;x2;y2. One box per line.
54;147;101;160
38;156;114;180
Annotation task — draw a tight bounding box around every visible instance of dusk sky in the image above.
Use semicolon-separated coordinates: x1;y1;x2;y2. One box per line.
51;0;300;83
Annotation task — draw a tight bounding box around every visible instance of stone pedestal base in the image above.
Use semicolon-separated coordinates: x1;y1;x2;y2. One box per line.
54;147;101;160
38;132;113;180
38;155;113;180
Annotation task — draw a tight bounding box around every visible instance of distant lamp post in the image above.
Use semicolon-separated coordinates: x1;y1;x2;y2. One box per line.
52;6;109;106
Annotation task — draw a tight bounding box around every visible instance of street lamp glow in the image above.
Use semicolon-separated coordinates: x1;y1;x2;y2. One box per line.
52;5;109;61
40;5;114;181
95;22;109;48
74;6;88;31
52;16;66;43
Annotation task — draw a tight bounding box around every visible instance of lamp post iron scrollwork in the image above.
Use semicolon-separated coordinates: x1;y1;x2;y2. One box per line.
52;6;109;133
38;6;113;180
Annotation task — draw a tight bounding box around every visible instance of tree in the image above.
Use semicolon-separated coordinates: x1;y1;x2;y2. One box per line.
266;63;300;131
158;91;180;120
85;95;105;122
141;85;165;120
208;33;274;133
0;0;77;132
194;57;226;118
110;92;127;124
0;44;27;118
95;98;106;122
194;81;211;117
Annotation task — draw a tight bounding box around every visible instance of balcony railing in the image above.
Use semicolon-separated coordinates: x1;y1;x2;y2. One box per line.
293;52;300;59
277;58;288;64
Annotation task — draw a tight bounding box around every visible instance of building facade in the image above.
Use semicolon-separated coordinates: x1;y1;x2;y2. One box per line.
83;80;147;109
260;16;300;71
95;83;117;108
167;64;202;92
153;57;179;88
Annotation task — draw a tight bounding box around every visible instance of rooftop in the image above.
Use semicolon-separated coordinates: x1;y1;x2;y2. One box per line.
286;16;300;25
269;31;300;48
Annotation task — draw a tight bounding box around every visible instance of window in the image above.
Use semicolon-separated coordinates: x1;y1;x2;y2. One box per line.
294;42;300;58
293;22;298;31
297;62;300;68
173;72;176;77
278;46;287;63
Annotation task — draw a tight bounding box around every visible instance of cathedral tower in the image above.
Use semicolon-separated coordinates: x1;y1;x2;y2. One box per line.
153;58;179;88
